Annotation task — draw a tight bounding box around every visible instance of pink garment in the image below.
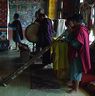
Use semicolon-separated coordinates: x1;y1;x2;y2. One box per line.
76;25;91;73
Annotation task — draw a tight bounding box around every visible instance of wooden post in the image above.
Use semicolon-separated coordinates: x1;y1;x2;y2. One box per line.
48;0;57;19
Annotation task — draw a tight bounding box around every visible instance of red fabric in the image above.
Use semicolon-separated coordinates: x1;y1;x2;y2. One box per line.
76;25;91;73
81;73;95;83
0;0;7;26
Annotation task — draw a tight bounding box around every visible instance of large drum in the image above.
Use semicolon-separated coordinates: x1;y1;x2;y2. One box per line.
25;22;40;43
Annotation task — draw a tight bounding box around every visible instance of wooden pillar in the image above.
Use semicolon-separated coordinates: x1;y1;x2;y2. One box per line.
48;0;57;19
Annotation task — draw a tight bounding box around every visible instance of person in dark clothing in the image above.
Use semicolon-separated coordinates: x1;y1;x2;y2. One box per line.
9;13;23;50
36;12;53;66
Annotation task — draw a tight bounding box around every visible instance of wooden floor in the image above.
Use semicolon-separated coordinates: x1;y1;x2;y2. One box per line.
0;50;90;96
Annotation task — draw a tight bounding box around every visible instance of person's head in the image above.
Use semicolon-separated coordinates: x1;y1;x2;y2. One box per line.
37;8;45;15
68;14;83;27
35;8;45;19
13;13;19;20
38;13;45;21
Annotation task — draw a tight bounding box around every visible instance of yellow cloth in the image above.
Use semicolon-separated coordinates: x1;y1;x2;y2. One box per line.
51;40;69;79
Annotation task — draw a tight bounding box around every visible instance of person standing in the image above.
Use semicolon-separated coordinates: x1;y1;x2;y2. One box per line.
36;12;53;67
9;13;23;50
64;14;91;92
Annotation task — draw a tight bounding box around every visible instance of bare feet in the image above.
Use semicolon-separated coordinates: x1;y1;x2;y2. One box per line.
66;80;73;87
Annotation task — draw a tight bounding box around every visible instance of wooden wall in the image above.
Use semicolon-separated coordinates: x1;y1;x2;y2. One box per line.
62;0;80;18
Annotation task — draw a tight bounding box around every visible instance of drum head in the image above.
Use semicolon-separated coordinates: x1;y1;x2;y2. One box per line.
25;23;39;43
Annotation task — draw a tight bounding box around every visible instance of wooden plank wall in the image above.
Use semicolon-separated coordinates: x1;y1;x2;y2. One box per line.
62;0;80;18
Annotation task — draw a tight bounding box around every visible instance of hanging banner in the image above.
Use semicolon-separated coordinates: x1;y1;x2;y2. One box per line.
0;0;7;40
0;0;7;27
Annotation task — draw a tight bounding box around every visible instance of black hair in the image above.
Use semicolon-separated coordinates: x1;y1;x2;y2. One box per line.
68;14;83;23
14;13;19;19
